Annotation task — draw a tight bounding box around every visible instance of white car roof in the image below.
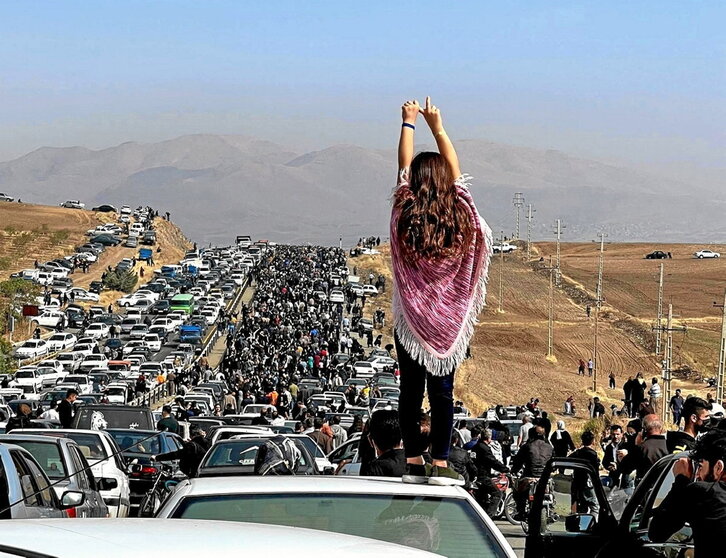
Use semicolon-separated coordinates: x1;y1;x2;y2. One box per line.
0;519;443;557
169;474;469;498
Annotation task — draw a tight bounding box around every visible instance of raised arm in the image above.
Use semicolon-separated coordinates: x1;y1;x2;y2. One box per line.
398;100;420;170
421;96;461;178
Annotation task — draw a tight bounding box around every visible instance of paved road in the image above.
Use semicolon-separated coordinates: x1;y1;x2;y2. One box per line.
496;520;526;558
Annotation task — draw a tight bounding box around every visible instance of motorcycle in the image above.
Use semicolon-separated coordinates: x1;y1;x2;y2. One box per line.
504;476;558;533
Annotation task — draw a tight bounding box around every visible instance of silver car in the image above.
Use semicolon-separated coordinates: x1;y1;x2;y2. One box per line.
0;434;108;517
0;443;74;518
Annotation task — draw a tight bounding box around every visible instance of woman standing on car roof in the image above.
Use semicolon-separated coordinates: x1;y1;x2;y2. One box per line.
392;97;492;485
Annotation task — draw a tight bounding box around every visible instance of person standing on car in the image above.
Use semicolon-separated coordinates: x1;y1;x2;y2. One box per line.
154;426;209;478
392;98;491;485
58;388;78;428
650;429;726;557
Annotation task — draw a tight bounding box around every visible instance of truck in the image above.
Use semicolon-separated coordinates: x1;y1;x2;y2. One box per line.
138;248;153;262
179;325;203;345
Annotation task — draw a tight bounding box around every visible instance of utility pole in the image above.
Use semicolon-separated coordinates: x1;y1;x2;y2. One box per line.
652;304;687;422
592;233;607;391
655;263;664;356
525;204;535;261
512;193;525;240
547;258;555;359
497;230;505;313
553;219;565;286
714;291;726;404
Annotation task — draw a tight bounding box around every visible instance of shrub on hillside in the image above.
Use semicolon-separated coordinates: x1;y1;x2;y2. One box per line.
103;270;138;293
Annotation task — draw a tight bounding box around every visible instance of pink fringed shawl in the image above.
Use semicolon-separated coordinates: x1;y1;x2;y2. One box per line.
391;169;492;376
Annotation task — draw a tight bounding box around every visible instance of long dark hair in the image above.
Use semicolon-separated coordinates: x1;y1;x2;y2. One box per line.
394;151;473;261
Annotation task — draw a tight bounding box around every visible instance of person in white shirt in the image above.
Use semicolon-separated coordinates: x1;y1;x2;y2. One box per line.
518;415;533;447
40;400;60;422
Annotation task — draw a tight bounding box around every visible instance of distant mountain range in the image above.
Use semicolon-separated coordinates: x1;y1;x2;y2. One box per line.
1;133;723;245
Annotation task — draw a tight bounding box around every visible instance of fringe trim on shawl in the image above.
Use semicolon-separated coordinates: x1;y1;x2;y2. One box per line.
393;186;493;377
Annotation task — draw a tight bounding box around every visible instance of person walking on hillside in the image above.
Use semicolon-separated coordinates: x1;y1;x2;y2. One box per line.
392;97;492;485
649;377;662;414
609;371;616;390
578;359;586;376
587;358;594;376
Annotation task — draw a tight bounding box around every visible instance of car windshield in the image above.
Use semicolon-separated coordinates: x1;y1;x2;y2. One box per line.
107;430;161;453
172;493;502;558
15;371;35;378
10;441;67;479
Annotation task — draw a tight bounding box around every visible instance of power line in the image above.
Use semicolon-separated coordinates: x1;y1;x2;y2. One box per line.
652;304;686;422
553;219;565;286
497;230;505;313
655;263;664;356
592;232;607;391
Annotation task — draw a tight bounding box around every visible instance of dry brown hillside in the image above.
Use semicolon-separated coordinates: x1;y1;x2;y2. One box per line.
350;242;712;429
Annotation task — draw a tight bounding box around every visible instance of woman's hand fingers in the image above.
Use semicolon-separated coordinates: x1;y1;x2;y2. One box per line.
425;96;431;110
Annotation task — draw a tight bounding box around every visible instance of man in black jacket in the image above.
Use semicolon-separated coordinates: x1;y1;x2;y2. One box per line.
667;396;712;453
366;409;406;477
511;426;553;518
620;414;668;483
569;430;601;514
448;431;478;486
602;424;627;487
471;428;508;517
650;429;726;557
58;389;78;429
154;426;209;477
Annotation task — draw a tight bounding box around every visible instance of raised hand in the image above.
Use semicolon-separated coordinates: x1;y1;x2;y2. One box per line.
401;100;421;124
420;96;443;133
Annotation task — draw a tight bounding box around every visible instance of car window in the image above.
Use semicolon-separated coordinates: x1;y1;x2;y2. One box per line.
173;493;503;558
329;440;358;463
10;442;67;480
70;447;94;491
24;457;55;508
11;452;43;507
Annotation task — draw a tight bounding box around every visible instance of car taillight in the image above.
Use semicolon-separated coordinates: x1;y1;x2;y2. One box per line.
141;465;158;476
65;507;77;518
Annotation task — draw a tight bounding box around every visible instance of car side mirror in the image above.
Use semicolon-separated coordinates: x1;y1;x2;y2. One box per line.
98;477;118;490
59;490;85;509
565;514;596;533
323;466;336;476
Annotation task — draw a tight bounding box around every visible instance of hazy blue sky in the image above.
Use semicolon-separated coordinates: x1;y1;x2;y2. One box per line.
1;1;724;172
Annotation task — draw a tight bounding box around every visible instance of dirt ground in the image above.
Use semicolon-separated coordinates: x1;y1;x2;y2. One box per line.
352;242;714;433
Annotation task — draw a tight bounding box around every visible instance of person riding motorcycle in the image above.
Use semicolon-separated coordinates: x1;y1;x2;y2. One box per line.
471;428;509;517
510;423;553;520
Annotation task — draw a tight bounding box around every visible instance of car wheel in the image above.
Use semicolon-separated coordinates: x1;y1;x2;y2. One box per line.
699;255;703;259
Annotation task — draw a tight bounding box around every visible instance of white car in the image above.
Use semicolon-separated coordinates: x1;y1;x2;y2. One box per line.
75;251;97;263
694;249;721;259
46;333;77;352
37;359;67;377
56;351;84;372
493;242;517;254
73;343;97;358
31;310;66;329
13;339;49;359
117;292;155;307
152;318;177;333
201;309;218;325
361;284;378;296
69;288;99;302
353;361;376;379
64;374;94;394
61;200;85;209
79;354;109;372
329;290;345;304
85;323;110;340
368;356;397;371
12;367;45;390
155;477;516;558
143;334;162;352
122;341;150;357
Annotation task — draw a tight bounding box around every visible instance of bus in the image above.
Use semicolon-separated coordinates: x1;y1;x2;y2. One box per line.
170;294;195;315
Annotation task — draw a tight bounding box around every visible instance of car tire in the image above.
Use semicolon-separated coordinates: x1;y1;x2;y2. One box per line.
699;255;703;259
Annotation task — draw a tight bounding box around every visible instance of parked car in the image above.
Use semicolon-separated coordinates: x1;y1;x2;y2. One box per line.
16;429;131;518
0;192;14;202
69;288;100;302
106;429;184;511
196;437;317;477
13;339;50;359
91;205;118;213
47;332;77;352
72;404;155;430
0;442;75;518
0;519;444;558
91;234;121;246
30;310;66;329
694;249;721;259
56;351;84;372
645;250;668;259
156;476;517;558
0;434;108;517
85;322;110;340
61;200;85;209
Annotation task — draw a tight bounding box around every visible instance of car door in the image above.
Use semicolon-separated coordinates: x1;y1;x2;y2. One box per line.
10;450;62;518
69;445;107;517
524;458;618;558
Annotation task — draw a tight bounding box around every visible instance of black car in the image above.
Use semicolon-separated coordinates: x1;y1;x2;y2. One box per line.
91;234;121;246
72;404;155;430
104;338;123;350
524;454;690;558
149;300;171;314
645;250;668;259
105;429;184;511
89;280;104;294
65;308;85;328
91;204;118;213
